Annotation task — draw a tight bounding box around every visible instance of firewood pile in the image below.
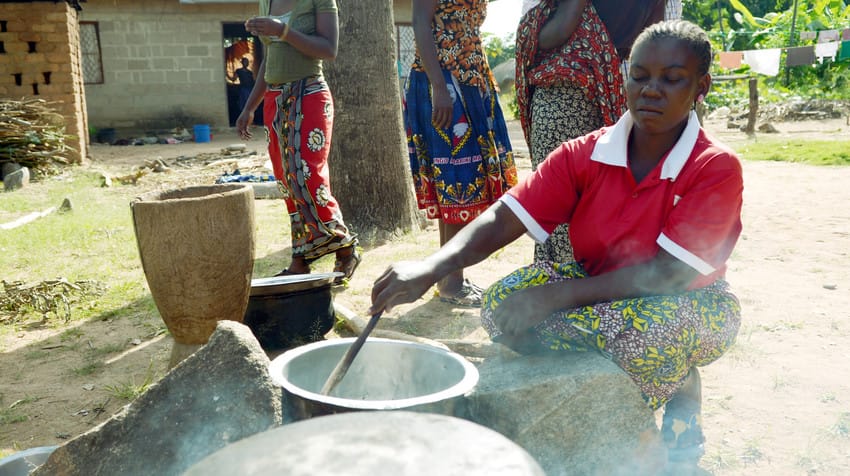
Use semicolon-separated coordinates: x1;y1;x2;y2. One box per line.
0;278;104;324
0;98;74;176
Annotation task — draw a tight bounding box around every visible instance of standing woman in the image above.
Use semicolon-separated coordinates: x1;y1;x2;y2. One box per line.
236;0;360;283
515;0;664;264
405;0;518;307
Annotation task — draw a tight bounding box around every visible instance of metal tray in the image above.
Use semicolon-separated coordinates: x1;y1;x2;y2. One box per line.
249;272;343;296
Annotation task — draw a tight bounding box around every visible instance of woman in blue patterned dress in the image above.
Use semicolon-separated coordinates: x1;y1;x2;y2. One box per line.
404;0;518;307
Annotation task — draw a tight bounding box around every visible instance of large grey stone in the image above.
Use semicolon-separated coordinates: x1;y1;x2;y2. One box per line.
3;166;29;191
465;352;666;476
1;161;22;180
33;321;283;476
251;181;283;199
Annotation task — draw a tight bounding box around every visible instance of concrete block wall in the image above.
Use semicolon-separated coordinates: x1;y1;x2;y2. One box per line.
393;0;412;23
0;1;88;163
80;0;256;134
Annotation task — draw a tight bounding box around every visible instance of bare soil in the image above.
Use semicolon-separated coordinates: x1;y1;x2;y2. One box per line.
1;115;849;475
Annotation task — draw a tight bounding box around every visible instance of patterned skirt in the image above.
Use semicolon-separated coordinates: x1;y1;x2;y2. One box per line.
404;69;518;224
529;83;604;264
481;261;741;410
264;77;356;262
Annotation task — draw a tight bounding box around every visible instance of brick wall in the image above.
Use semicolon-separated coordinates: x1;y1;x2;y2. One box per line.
80;0;256;134
0;1;87;163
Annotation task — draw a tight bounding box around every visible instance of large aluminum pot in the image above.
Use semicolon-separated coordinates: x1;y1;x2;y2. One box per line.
268;337;479;422
0;446;57;475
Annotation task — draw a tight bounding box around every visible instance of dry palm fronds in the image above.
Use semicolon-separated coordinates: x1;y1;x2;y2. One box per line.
0;98;74;176
0;278;105;324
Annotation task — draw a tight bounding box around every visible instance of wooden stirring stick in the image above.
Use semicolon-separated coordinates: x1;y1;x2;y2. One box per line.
320;311;383;396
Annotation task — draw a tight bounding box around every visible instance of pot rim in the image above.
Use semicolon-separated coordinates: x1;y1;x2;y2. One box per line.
131;183;251;205
268;337;479;410
250;272;343;296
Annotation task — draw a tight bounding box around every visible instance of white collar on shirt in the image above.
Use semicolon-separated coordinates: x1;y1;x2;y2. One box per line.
590;110;701;181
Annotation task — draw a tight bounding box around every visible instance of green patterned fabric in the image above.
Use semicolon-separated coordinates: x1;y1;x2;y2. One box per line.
481;261;741;410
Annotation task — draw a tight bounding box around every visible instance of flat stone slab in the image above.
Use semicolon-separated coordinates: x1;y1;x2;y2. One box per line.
466;351;666;476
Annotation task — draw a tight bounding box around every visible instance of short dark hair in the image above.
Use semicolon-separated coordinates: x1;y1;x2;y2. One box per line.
633;20;712;76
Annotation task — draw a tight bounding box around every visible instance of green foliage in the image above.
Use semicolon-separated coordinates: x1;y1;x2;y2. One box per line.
482;31;516;67
498;88;519;121
689;0;850;106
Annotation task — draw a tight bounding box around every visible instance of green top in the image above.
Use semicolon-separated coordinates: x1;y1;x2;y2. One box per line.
258;0;338;85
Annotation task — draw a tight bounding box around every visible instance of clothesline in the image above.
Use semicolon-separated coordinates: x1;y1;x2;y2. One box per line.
715;27;850;76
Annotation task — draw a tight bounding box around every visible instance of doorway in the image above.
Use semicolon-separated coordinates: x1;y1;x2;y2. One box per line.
223;22;264;127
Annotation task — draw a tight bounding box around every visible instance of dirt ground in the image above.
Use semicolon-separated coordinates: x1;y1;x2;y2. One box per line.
1;115;849;475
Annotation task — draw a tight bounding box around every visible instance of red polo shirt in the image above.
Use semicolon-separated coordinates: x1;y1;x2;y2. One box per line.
503;111;743;289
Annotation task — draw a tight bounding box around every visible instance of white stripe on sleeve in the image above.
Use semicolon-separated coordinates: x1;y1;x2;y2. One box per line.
657;233;716;275
499;194;549;244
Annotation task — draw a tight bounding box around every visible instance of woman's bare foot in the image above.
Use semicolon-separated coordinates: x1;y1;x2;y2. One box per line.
274;256;310;276
333;247;361;284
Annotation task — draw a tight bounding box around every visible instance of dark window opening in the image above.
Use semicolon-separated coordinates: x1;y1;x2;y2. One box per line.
80;22;104;84
223;22;264;127
43;72;51;84
13;73;22;86
0;21;7;33
27;42;37;53
32;83;39;95
0;41;5;54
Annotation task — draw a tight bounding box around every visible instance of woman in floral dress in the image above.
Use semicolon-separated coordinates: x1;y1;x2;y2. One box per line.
405;0;518;307
516;0;664;264
236;0;360;283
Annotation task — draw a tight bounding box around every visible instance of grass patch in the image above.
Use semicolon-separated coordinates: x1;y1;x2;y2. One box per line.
736;140;850;166
89;342;126;356
60;327;84;341
703;449;739;472
757;320;803;333
23;349;49;360
0;170;153;327
72;361;104;377
103;360;157;401
0;408;28;425
0;395;39;425
828;412;850;438
820;392;837;403
740;439;765;465
772;374;791;391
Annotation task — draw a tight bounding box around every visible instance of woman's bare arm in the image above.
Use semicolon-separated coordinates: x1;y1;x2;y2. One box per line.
244;12;338;60
538;0;587;50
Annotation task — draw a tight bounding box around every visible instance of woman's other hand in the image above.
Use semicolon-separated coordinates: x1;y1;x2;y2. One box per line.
236;110;254;140
369;261;439;315
431;85;453;129
245;16;285;38
492;285;559;337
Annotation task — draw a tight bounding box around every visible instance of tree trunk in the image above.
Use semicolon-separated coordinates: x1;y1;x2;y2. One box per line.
324;0;419;241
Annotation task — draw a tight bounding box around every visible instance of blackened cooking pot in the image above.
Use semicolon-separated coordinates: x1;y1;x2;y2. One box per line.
243;272;342;351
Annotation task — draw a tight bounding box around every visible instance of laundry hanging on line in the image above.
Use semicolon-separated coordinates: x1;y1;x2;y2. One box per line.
718;51;744;69
785;46;816;67
742;48;782;76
